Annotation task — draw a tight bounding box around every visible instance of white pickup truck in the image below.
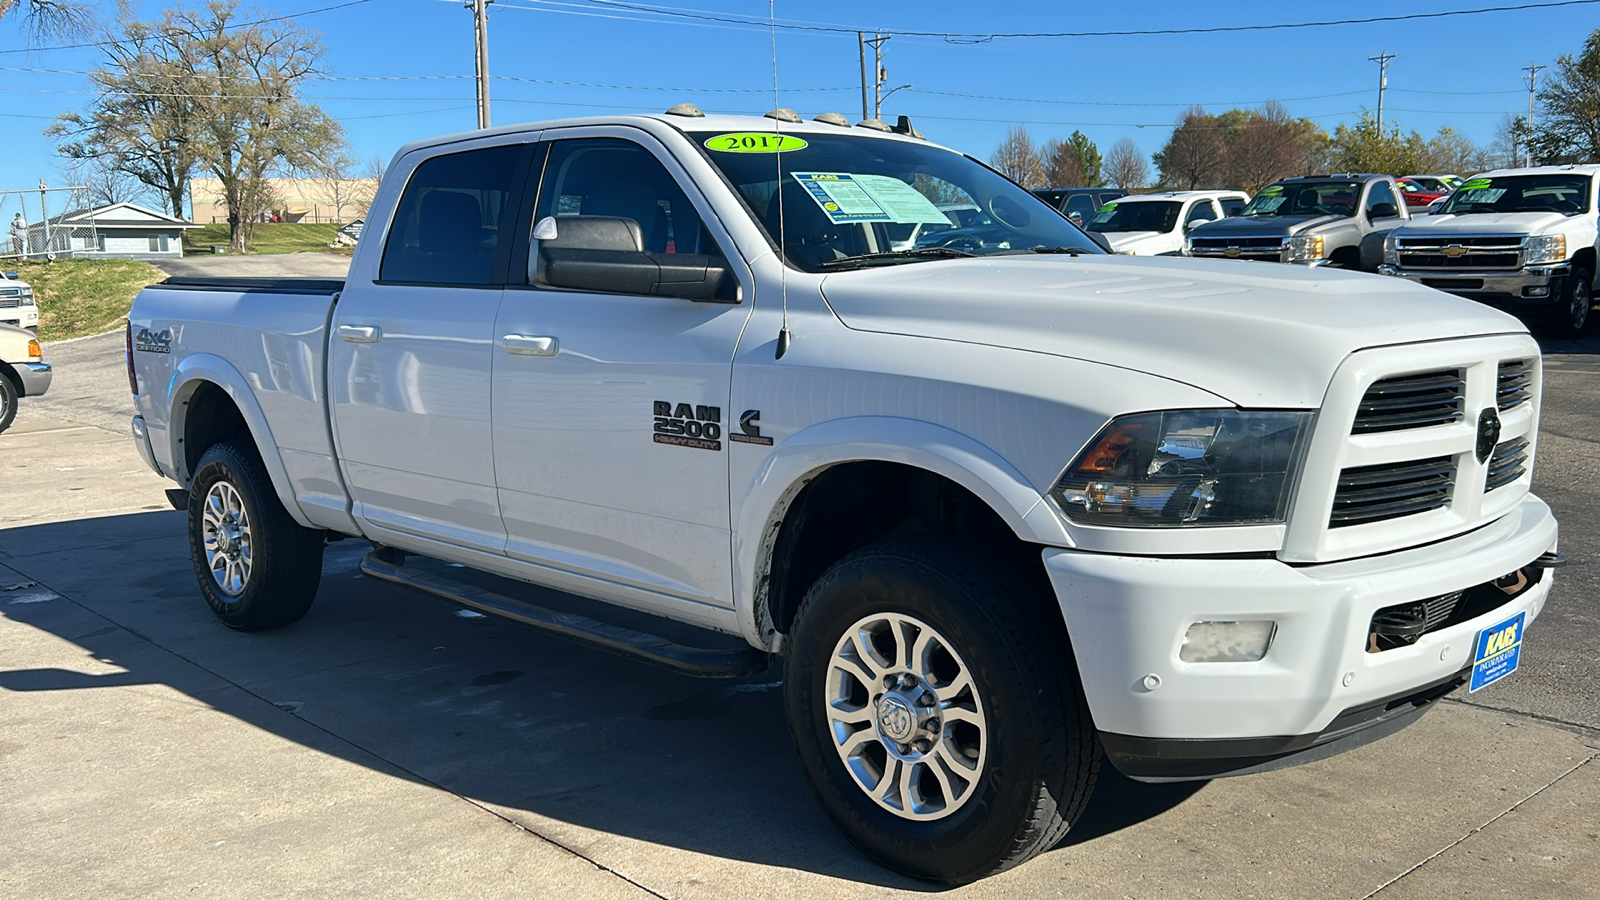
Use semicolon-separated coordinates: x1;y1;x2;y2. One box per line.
126;110;1561;884
1380;165;1598;338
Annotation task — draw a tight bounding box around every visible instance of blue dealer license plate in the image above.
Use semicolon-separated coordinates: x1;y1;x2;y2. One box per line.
1469;611;1526;693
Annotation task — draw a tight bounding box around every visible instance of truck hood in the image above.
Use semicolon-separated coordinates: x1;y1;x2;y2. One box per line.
1187;214;1347;238
1397;211;1571;236
819;255;1524;408
1104;231;1176;253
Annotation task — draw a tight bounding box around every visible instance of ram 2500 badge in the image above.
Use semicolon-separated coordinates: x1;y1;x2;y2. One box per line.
126;109;1561;884
1381;165;1598;338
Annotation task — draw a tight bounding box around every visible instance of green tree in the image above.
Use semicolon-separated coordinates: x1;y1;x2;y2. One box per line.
1330;113;1425;176
1532;29;1600;164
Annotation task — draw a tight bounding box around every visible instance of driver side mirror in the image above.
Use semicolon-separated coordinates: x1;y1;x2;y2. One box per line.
1367;202;1399;220
533;215;735;302
1184;217;1212;232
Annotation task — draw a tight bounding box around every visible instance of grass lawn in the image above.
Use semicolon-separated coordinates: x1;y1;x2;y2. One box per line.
12;259;166;342
182;222;347;255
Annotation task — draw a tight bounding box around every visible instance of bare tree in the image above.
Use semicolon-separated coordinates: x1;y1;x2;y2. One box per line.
355;154;386;216
312;149;363;222
1224;101;1306;192
0;0;95;41
1104;137;1150;189
990;125;1046;189
1040;137;1084;188
64;156;154;209
1155;107;1226;189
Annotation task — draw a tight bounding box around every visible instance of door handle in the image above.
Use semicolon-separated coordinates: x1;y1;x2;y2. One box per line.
501;334;559;356
337;324;382;343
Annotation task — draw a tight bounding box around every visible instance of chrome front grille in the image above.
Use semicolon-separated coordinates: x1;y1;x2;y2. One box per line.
1497;359;1534;411
1396;235;1524;271
1189;237;1284;262
1485;437;1530;492
0;296;18;309
1351;370;1464;434
1330;456;1455;528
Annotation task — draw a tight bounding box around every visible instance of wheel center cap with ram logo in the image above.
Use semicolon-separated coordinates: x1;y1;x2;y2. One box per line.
1476;408;1502;464
877;695;916;742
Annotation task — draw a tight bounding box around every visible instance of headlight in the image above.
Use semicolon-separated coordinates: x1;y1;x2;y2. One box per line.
1051;410;1313;527
19;287;33;306
1383;232;1398;266
1525;234;1566;265
1286;235;1324;262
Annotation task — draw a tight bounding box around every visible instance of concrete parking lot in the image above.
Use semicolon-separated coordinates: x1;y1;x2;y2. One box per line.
2;316;1597;898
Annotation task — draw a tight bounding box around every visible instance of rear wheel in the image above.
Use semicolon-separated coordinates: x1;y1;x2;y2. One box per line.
187;441;324;630
783;537;1099;884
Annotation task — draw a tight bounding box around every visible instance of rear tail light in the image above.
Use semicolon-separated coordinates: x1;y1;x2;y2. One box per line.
126;321;139;394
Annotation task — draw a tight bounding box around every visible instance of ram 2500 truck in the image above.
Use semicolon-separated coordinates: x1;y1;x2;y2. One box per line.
126;111;1561;885
1380;165;1598;338
1187;174;1410;270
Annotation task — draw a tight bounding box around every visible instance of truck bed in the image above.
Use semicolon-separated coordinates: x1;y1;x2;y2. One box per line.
154;276;346;294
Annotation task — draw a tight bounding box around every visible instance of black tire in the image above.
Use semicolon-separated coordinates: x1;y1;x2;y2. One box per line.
1544;266;1592;339
0;371;16;434
187;441;324;630
783;536;1099;885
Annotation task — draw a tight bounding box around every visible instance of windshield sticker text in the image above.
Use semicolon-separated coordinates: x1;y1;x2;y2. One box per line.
705;133;808;153
791;172;949;225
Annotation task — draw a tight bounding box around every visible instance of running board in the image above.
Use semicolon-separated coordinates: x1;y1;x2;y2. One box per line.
359;551;771;678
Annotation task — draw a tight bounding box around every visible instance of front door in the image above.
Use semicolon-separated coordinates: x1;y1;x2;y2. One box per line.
491;131;752;609
329;140;532;554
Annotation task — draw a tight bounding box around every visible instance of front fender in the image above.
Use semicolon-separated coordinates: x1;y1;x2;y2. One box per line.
731;416;1072;649
169;353;315;530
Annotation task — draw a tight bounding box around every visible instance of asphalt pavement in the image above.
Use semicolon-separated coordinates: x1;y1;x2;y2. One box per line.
2;296;1597;898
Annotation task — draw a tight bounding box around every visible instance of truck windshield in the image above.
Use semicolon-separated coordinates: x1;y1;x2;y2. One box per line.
1088;201;1181;234
1240;182;1362;219
691;130;1102;271
1438;174;1592;215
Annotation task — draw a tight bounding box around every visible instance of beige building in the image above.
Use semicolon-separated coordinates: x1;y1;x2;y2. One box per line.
189;176;378;225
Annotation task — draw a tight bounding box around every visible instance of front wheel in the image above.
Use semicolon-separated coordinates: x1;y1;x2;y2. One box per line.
187;441;324;630
0;373;16;434
1545;267;1592;339
783;537;1099;884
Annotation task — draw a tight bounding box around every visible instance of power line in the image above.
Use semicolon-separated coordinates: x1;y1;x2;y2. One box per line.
0;0;376;55
906;88;1371;107
561;0;1600;40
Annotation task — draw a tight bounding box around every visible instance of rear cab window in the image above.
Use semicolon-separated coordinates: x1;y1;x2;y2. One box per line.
380;144;525;285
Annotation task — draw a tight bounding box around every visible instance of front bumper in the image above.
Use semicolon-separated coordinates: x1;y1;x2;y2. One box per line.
0;306;38;331
1381;264;1567;306
1044;494;1557;780
16;361;51;397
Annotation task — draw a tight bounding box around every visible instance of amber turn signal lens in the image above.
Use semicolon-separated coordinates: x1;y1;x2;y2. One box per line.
1073;422;1144;475
27;339;42;360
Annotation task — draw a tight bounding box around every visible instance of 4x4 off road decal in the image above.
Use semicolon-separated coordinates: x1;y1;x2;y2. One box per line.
653;401;721;451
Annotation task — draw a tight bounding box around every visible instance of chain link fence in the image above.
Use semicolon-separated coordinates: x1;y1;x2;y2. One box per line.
2;185;100;261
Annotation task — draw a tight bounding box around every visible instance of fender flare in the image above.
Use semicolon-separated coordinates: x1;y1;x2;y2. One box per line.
731;416;1072;649
168;353;316;530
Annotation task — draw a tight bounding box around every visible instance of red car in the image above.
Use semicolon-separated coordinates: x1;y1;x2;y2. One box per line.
1396;178;1447;209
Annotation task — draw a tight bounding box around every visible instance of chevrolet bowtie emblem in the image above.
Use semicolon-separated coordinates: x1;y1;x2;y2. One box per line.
1224;246;1241;258
1441;244;1469;258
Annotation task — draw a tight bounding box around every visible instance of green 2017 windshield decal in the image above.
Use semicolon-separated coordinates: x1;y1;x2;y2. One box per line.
705;133;809;153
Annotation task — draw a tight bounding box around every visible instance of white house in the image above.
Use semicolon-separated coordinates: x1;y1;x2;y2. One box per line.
29;203;198;259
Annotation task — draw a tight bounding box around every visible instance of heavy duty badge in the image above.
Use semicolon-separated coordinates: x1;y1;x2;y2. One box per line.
653;401;722;451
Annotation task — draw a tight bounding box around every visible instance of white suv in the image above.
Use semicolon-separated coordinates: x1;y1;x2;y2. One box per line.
1087;190;1248;256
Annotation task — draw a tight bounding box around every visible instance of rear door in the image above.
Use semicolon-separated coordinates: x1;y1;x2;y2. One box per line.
490;128;753;610
329;138;535;554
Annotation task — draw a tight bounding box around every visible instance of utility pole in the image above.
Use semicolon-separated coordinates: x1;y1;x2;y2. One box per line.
38;180;51;258
864;32;890;119
857;32;869;121
467;0;492;130
1522;62;1545;167
1369;51;1395;133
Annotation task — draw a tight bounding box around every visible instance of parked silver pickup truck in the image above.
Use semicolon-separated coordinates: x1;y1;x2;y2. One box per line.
1187;174;1410;271
126;111;1560;884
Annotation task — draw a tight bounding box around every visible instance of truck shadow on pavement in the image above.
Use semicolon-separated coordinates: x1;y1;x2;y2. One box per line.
0;510;1202;888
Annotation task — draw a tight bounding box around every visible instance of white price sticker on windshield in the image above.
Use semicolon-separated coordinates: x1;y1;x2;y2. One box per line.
791;172;951;225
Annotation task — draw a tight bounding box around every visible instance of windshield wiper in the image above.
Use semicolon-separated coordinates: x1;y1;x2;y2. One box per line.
818;247;975;270
1026;246;1096;255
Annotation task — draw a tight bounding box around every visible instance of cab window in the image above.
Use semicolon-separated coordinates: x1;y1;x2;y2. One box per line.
534;138;720;257
1366;181;1400;217
1185;200;1220;226
380;144;523;286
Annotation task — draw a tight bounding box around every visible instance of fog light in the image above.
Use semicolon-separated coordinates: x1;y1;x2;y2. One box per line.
1180;621;1277;662
1523;285;1549;297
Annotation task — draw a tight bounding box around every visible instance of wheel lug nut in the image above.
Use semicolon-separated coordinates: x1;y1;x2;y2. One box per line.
899;674;916;688
913;739;932;753
917;694;935;707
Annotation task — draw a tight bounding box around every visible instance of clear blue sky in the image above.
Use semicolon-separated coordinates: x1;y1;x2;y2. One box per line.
0;0;1591;214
